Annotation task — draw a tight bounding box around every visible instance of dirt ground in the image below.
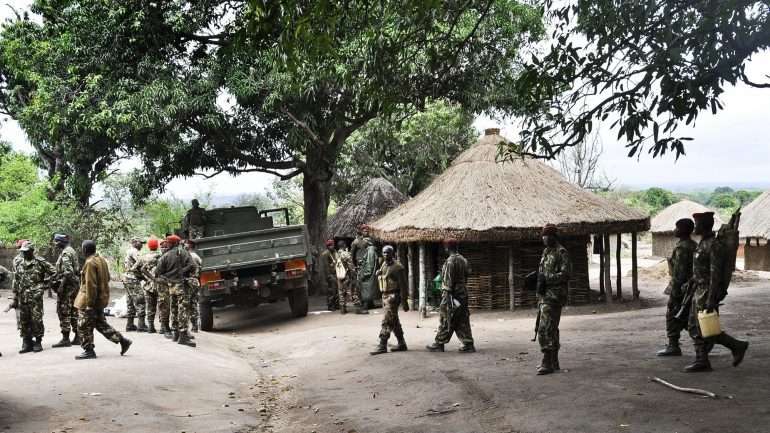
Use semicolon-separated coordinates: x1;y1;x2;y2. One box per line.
1;274;769;433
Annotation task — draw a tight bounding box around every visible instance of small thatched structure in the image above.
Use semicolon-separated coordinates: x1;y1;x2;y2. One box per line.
650;200;722;258
370;129;650;311
740;191;770;271
327;178;406;240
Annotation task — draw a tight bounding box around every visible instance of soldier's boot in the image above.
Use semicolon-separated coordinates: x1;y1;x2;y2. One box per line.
172;331;180;342
160;321;170;336
147;318;157;334
136;316;148;333
75;347;97;360
458;343;476;353
71;332;81;346
656;338;682;357
714;333;749;367
125;317;137;332
19;337;33;354
119;336;132;356
369;337;388;355
191;321;199;333
52;332;72;348
553;350;560;370
177;332;197;348
536;351;554;375
389;335;408;352
32;337;43;353
355;305;369;315
425;342;445;352
684;347;712;372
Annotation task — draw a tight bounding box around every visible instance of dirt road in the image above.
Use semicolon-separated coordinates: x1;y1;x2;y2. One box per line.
0;277;768;433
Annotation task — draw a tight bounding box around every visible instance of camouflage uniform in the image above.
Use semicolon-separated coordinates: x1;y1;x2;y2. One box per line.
335;249;359;308
377;260;409;341
123;246;146;321
138;250;161;328
350;235;368;305
188;251;202;327
319;249;337;309
537;244;570;353
663;238;697;346
55;245;80;334
156;244;194;337
184;207;206;239
433;252;474;346
13;255;55;339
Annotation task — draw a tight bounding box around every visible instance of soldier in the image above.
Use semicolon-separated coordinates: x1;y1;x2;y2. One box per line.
183;199;207;239
52;234;81;348
684;212;749;372
426;240;475;353
156;239;172;336
0;265;10;357
138;238;162;333
350;225;368;269
534;224;570;375
358;235;380;311
334;240;359;314
656;218;697;356
123;238;148;332
11;241;55;354
369;245;409;355
74;240;132;359
319;240;338;310
185;239;202;332
155;235;196;347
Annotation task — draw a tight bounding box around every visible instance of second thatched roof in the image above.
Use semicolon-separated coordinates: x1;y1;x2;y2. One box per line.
370;129;649;242
327;177;407;239
740;190;770;240
651;200;723;234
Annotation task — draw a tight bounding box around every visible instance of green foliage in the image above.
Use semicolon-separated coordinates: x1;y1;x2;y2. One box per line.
142;198;187;237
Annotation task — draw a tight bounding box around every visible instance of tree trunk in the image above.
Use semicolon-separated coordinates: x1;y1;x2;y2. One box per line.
302;139;337;295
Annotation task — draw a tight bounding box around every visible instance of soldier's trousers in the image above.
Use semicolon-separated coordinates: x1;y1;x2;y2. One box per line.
378;293;404;341
56;284;79;333
124;280;146;319
434;294;474;345
187;278;199;326
157;282;170;325
665;295;686;343
77;308;122;350
144;287;158;325
687;301;745;355
326;277;338;309
19;295;44;338
337;276;360;307
538;303;562;353
169;282;191;334
189;225;205;239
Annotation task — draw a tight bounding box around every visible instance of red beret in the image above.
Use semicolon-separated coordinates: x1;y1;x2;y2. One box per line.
166;235;182;245
147;238;159;251
541;224;558;236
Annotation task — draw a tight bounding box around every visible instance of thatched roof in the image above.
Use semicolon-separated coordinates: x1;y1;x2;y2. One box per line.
650;200;723;234
327;177;407;239
740;190;770;240
370;129;649;242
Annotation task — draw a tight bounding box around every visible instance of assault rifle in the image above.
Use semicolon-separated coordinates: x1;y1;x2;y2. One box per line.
525;271;545;341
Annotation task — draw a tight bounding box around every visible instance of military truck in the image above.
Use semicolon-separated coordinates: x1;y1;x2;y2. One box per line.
187;206;310;331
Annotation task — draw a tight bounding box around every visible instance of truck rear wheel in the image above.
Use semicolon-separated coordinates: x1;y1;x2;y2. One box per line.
288;286;308;317
199;298;214;331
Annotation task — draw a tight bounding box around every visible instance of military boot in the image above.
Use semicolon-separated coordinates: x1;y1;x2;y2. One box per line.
537;351;554;375
389;335;408;352
355;305;369;315
172;331;180;342
32;337;43;353
19;337;33;354
656;339;682;356
71;332;81;346
75;348;97;360
147;318;157;334
159;321;170;336
459;343;476;353
191;321;199;333
340;305;348;315
136;316;148;333
125;317;137;332
684;348;712;372
369;337;388;355
52;332;72;348
177;332;197;348
119;336;132;355
715;333;749;367
426;342;444;352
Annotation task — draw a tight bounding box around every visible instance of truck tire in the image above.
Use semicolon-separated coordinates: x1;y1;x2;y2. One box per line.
289;286;309;318
199;299;214;332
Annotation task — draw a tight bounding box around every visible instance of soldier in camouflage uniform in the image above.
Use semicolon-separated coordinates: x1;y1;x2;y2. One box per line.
370;245;409;355
12;241;55;353
183;199;207;239
123;238;148;332
155;235;196;347
656;219;697;357
534;224;571;375
319;240;338;310
138;238;162;333
156;239;172;336
52;234;81;348
334;240;358;314
427;240;475;353
684;212;749;372
185;239;202;332
74;240;132;360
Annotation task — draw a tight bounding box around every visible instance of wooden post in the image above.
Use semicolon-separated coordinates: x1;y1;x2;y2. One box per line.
616;233;622;300
508;245;515;311
418;242;427;318
604;234;612;302
631;232;639;300
407;243;415;309
598;235;605;296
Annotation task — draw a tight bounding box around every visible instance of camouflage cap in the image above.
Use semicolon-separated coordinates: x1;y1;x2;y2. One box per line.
19;241;34;252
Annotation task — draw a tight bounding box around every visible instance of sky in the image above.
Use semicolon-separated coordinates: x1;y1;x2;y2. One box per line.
1;1;769;200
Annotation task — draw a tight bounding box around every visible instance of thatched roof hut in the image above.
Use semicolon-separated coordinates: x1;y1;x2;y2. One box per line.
739;191;770;271
327;177;406;239
650;200;722;258
371;129;650;311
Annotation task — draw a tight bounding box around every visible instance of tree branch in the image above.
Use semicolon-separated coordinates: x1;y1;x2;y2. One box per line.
280;107;326;147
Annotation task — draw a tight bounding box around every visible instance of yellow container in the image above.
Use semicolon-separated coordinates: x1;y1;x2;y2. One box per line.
697;311;722;338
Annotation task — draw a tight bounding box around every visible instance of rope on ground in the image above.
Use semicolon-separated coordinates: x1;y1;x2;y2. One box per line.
649;376;717;399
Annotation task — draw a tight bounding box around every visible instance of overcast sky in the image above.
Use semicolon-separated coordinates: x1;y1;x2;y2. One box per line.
2;1;768;200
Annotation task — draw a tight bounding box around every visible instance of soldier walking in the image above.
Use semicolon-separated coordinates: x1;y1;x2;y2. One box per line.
123;238;148;332
684;212;749;372
74;240;132;359
534;224;570;375
11;241;55;354
370;245;409;355
426;240;475;353
334;240;359;314
183;199;207;239
138;238;162;333
52;234;81;348
185;239;202;332
155;235;196;347
656;219;697;356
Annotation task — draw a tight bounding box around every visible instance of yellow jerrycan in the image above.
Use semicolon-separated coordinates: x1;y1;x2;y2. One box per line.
697;311;722;338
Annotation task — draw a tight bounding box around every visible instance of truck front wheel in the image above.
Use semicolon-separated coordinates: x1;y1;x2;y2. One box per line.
199;298;214;331
288;286;309;317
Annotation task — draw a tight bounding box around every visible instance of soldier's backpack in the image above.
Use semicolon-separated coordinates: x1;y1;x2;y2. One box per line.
335;257;347;280
713;209;741;302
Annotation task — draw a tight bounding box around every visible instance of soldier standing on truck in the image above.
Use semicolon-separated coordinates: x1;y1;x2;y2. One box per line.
185;239;202;332
155;235;196;347
183;199;207;239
